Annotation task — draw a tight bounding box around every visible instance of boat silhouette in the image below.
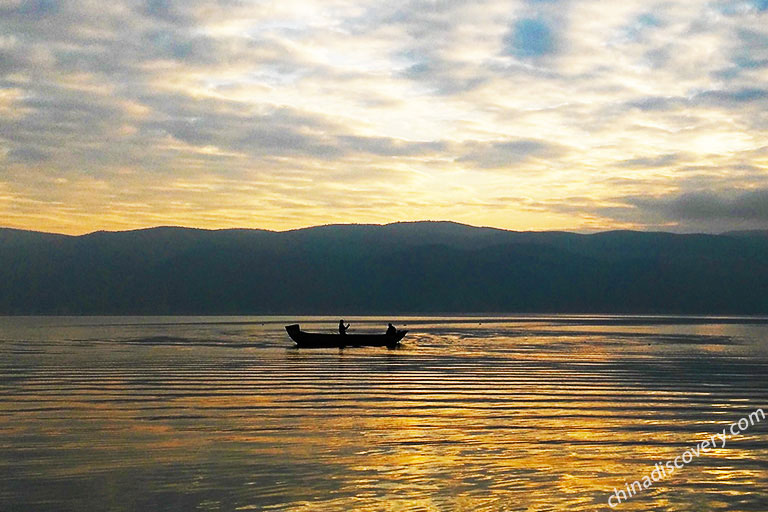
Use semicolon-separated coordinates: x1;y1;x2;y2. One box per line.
285;324;407;348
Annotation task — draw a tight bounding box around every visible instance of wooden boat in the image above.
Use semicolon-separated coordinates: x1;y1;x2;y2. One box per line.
285;324;407;348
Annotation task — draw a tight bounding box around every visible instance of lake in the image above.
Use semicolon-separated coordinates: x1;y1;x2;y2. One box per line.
1;316;767;511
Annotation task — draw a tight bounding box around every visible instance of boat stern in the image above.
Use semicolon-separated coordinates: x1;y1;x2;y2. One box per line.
285;324;301;342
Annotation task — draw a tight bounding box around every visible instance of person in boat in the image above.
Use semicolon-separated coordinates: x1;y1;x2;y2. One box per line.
339;319;350;335
386;323;396;336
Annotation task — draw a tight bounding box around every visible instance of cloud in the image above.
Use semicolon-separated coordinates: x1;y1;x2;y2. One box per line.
1;0;768;234
141;29;221;64
696;87;768;105
616;154;681;169
6;147;50;163
623;87;768;114
338;136;446;157
630;189;768;222
142;105;345;160
457;140;565;168
136;94;448;160
624;96;683;112
402;55;488;94
615;12;663;44
0;0;59;18
729;29;768;71
143;0;181;22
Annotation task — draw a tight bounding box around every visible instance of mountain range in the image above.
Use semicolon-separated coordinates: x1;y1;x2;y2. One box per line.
1;221;767;315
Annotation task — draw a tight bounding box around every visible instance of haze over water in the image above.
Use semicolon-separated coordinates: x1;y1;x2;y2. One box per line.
1;316;767;511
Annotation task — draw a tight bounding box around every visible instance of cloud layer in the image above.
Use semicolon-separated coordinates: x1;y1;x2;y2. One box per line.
1;0;767;233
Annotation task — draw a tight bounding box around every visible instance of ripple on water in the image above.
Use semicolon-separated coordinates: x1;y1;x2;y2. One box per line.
0;316;767;511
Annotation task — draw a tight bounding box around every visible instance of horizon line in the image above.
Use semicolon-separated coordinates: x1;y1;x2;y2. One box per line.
1;220;765;238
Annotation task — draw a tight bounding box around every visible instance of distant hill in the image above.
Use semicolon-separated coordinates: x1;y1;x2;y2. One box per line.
724;229;768;238
1;221;767;315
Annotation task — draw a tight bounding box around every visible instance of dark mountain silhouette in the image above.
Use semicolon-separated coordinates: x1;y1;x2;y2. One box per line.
1;221;767;315
725;229;768;238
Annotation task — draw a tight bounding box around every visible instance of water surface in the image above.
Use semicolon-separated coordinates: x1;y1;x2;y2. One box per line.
1;316;767;511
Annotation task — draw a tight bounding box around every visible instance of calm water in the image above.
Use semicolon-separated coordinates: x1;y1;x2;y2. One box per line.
1;316;767;511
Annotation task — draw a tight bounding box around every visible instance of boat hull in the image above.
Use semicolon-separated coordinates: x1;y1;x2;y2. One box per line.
285;324;406;348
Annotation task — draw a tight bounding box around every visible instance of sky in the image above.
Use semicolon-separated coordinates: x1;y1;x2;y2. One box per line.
1;0;767;234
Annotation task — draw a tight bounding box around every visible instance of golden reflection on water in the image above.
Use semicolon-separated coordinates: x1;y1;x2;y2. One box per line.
0;316;767;511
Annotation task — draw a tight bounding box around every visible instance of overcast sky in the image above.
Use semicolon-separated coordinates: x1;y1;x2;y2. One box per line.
1;0;767;234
